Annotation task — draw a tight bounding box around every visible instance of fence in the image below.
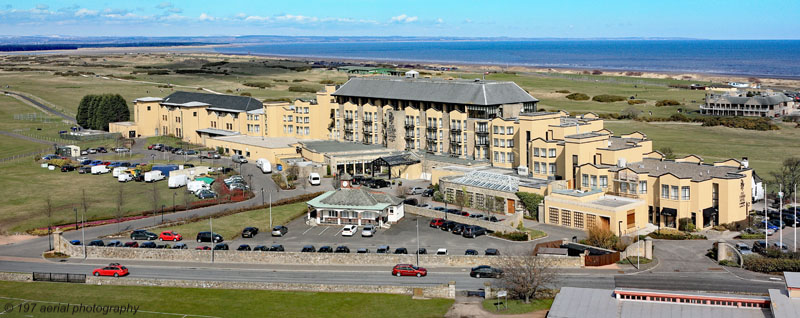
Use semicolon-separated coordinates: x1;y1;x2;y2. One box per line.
32;272;86;283
584;251;621;267
533;240;564;255
0;149;49;164
60;132;121;141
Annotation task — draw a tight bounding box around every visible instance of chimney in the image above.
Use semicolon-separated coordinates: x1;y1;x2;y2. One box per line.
742;157;749;168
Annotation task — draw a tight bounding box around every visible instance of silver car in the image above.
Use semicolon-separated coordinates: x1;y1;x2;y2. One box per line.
361;225;376;237
232;155;248;163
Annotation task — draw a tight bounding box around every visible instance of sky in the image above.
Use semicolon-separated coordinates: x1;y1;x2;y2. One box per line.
0;0;798;39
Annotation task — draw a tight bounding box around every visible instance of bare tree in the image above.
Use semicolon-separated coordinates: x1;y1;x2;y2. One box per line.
114;185;125;233
495;248;558;303
396;184;407;198
183;188;192;210
771;157;800;201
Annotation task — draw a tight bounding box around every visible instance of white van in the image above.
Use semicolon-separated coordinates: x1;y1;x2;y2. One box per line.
308;172;321;186
118;173;133;182
255;158;272;174
187;180;209;194
91;165;110;175
168;174;189;188
112;167;127;177
144;170;165;182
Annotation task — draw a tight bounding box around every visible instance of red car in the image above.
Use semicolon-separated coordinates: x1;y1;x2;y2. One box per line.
429;218;444;228
460;211;470;217
392;264;427;277
101;161;111;166
159;231;182;241
195;246;211;250
92;264;129;277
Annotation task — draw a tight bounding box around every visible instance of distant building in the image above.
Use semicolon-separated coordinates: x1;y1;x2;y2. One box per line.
701;92;795;117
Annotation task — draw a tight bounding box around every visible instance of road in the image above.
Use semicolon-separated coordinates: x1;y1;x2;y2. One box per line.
3;91;75;123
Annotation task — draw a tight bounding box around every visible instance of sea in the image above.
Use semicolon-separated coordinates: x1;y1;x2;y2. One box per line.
214;40;800;79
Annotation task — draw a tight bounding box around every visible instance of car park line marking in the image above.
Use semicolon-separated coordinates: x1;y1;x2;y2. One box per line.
301;227;315;235
317;227;329;236
334;227;344;236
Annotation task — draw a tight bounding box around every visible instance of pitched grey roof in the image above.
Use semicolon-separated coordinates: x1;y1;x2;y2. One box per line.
612;158;748;182
706;93;792;106
162;91;263;112
319;188;402;207
332;76;538;106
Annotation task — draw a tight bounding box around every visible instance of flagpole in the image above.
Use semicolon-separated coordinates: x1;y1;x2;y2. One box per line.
780;184;783;249
765;183;768;248
795;183;797;253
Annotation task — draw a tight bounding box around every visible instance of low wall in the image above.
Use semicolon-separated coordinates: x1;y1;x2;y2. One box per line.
86;276;454;299
0;272;32;282
405;206;517;233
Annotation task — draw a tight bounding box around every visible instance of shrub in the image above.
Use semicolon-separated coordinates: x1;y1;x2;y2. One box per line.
516;192;544;220
584;226;618;250
555;90;570;94
592;94;626;103
744;255;800;273
624;71;643;76
239;92;251;96
490;231;529;241
719;259;739;267
288;86;321;93
565;93;590;101
738;233;766;239
292;79;306;82
648;229;706;240
655;99;681;106
627;99;646;105
319;79;336;84
243;82;273;89
274;79;288;82
591;70;603;75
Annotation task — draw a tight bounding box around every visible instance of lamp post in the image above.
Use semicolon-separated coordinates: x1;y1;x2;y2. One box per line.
780;185;784;249
82;207;86;259
269;192;273;228
161;204;165;224
74;207;78;231
248;174;253;189
416;218;420;267
210;216;214;263
172;192;177;213
150;154;155;164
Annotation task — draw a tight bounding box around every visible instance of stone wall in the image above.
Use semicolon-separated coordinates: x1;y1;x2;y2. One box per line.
86;276;455;299
405;205;517;233
620;237;653;260
0;272;32;282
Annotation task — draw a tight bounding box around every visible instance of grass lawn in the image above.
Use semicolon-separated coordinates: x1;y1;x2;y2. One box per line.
0;281;453;318
156;201;308;241
0;134;50;159
482;298;553;315
604;120;800;178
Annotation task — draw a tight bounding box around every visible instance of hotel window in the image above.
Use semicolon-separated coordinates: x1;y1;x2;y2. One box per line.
662;185;669;199
304;117;309;123
162;115;167;121
620;182;628;193
534;162;540;173
548;208;559;224
147;106;151;111
582;174;589;187
639;181;647;194
288;115;293;122
671;186;679;200
438;118;442;128
305;127;309;135
507;139;514;148
549;163;556;175
288;126;293;133
600;176;608;187
533;148;539;157
549;149;556;158
573;212;584;229
211;121;216;128
175;117;181;123
507;127;514;134
586;214;596;229
591;176;598;188
561;209;571;227
438;143;442;152
507;152;512;163
494;151;499;161
494;138;499;147
681;186;690;200
193;112;197;117
499;139;505;147
304;107;309;114
493;126;500;134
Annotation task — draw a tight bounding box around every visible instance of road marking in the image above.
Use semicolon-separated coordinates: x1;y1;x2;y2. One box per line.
334;227;344;236
301;227;315;235
317;227;329;236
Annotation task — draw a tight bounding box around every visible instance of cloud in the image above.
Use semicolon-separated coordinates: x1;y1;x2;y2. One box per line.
464;19;473;23
436;18;444;24
390;14;418;23
168;7;182;13
198;13;215;21
35;4;48;10
275;14;318;23
75;8;98;17
156;2;173;9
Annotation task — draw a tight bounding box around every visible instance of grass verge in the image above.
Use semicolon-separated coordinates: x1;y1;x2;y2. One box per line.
0;281;453;318
481;298;553;315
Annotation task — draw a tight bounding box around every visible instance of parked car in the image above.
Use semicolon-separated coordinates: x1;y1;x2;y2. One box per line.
441;221;459;232
130;230;158;240
139;241;157;248
113;147;129;153
430;218;444;228
484;216;500;222
394;247;408;254
213;243;229;250
88;240;105;247
184;150;197;155
107;240;122;247
232;154;248;163
308;172;321;186
403;198;418;206
97;147;107;153
118;173;133;182
470;265;503;278
342;225;358;237
465;249;479;255
417;248;427;255
172;243;188;249
60;165;76;172
197;190;217;199
269;244;285;252
335;246;351;253
433;207;446;212
237;244;251;251
199;151;221;159
735;242;753;255
255;158;272;173
436;248;448;255
159;231;182;241
78;166;92;174
123;241;139;248
69;240;81;245
92;264;128;277
376;245;391;254
452;224;467;235
271;225;288;237
252;245;269;251
318;246;333;253
463;226;487;238
407;187;425;195
357;248;370;254
773;242;789;251
417;203;431;209
361;225;376;237
196;231;223;243
368;179;389;188
195;246;211;250
301;245;316;253
422;188;434;197
485;248;500;256
242;227;259;238
760;220;780;231
470;213;484;219
392;264;427;277
87;148;98;154
769;218;786;229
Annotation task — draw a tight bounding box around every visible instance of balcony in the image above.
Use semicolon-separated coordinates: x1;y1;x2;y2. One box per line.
476;129;489;136
363;118;373;125
344;117;353;123
476;139;489;147
404;122;415;129
426;126;438;132
450;127;462;133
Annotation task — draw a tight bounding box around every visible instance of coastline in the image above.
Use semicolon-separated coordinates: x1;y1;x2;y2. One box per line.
3;43;799;88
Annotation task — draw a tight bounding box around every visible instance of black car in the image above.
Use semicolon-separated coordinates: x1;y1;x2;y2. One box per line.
394;247;408;254
97;147;107;153
318;246;333;253
60;164;76;172
485;248;500;256
269;244;285;252
241;227;259;238
483;216;499;222
376;245;391;254
452;224;467;235
156;244;169;249
78;166;92;174
465;249;479;255
237;244;251;251
463;226;486;238
368;179;389;188
139;241;157;248
301;245;316;252
213;243;229;250
441;221;459;232
88;240;105;247
130;230;158;240
335;246;350;253
403;198;419;206
357;248;370;253
196;231;224;243
173;243;188;249
352;175;366;185
253;245;269;251
183;163;195;168
107;240;123;247
446;208;460;215
422;188;434;197
470;265;503;278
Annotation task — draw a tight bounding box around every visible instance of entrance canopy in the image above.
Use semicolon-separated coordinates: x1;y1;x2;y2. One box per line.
371;153;420;179
661;207;677;217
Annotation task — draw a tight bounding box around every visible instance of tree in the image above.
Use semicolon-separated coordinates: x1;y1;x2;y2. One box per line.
76;94;130;131
658;147;676;160
516;192;544;219
771;157;800;202
495;248;557;303
584;226;619;250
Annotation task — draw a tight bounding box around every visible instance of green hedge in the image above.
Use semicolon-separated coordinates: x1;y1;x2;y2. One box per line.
491;231;528;241
565;93;590;101
243;82;274;88
648;232;706;240
591;94;626;103
655;99;681;106
744;255;800;273
627;99;646;105
738;233;766;239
